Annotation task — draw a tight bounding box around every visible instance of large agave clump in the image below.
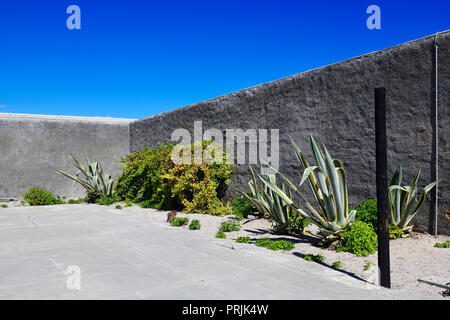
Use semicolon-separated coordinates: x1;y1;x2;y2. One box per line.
259;135;356;244
239;164;302;234
388;167;438;233
56;152;115;199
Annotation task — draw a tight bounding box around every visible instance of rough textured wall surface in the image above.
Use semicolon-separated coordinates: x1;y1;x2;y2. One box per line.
0;114;134;199
131;31;450;235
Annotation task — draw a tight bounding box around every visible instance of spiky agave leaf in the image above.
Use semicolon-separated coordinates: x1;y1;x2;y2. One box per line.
56;152;115;198
255;136;355;243
388;167;438;232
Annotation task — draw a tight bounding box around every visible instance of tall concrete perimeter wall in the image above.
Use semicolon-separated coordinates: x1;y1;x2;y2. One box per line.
131;31;450;235
0;113;134;199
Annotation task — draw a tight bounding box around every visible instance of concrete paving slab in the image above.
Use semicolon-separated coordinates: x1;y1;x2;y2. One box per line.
0;205;430;300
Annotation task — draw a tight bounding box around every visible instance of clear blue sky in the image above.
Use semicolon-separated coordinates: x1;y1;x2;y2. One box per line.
0;0;449;119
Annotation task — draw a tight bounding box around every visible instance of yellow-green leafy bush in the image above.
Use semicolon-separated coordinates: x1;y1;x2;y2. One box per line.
116;140;234;216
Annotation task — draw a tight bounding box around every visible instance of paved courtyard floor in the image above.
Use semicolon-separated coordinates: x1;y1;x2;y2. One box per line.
0;204;427;299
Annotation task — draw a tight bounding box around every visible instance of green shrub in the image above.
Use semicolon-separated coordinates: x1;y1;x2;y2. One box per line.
218;221;241;232
116;143;177;209
116;140;234;216
354;198;378;228
236;236;252;244
115;205;123;210
215;232;226;239
139;199;154;208
389;225;404;239
337;221;378;257
332;261;342;269
434;240;450;248
189;219;201;230
170;217;189;227
232;195;255;219
23;187;65;206
304;254;325;263
1;204;8;208
96;195;121;206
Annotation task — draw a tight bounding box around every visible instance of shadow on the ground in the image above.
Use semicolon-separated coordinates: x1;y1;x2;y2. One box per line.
241;229;370;284
291;251;370;283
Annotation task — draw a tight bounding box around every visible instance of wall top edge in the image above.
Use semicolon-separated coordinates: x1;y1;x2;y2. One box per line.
0;113;136;123
133;29;450;124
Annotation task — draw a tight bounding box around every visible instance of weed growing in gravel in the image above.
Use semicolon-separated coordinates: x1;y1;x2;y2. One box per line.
255;238;272;248
332;261;342;269
389;225;404;239
363;262;372;270
434;240;450;248
115;205;123;210
304;254;325;263
68;198;85;204
254;238;295;251
1;204;8;208
170;217;189;227
215;232;226;239
236;237;252;244
218;221;241;232
189;219;201;230
96;195;121;206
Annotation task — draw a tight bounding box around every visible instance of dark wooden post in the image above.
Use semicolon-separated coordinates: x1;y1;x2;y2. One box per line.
375;87;391;288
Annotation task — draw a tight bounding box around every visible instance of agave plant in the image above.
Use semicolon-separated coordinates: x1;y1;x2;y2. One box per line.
388;167;438;233
238;164;302;234
257;135;356;244
56;152;115;199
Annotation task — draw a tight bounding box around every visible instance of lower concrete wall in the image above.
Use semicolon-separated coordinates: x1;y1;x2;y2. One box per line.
131;31;450;235
0;113;134;199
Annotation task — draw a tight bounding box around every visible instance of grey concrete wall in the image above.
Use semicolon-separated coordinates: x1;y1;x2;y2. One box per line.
131;31;450;235
0;113;134;199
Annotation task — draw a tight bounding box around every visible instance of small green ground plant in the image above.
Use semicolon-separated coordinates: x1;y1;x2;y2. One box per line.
304;254;325;263
236;236;252;244
215;232;226;239
170;217;189;227
363;262;373;270
23;187;65;206
218;221;241;232
254;238;295;251
332;261;342;269
96;195;121;206
189;219;201;230
337;221;378;257
67;198;85;204
389;225;404;239
115;205;123;210
434;240;450;248
1;204;8;208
